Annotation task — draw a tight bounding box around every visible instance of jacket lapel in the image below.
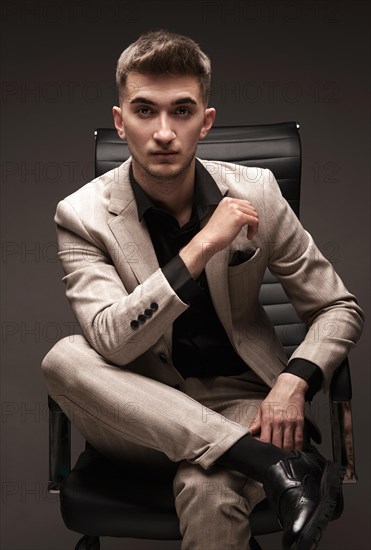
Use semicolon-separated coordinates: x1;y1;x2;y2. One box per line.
107;158;160;284
197;159;235;342
205;248;234;342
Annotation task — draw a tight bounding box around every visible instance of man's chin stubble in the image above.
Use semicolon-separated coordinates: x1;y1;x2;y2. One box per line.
134;155;195;184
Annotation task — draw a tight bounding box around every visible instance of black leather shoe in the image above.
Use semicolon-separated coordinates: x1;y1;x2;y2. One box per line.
263;450;344;550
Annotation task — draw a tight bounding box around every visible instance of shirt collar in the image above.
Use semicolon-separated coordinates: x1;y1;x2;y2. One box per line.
129;158;223;221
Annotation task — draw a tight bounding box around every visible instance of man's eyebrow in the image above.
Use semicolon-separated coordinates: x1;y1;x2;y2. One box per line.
172;97;198;105
129;96;198;105
129;97;155;105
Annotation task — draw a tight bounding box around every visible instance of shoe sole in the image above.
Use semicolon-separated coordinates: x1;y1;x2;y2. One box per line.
285;461;345;550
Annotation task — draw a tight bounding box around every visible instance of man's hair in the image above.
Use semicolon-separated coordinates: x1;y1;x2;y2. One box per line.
116;30;211;106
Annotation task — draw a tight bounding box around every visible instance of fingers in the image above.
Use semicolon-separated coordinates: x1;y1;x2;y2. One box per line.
247;220;258;240
282;424;295;451
257;403;273;444
293;422;304;451
271;424;302;451
237;200;259;239
235;200;259;222
259;420;272;445
221;197;259;226
255;402;304;451
202;197;259;252
249;410;261;435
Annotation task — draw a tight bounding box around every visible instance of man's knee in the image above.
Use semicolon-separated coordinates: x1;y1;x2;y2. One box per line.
41;334;103;400
41;335;114;426
41;334;96;375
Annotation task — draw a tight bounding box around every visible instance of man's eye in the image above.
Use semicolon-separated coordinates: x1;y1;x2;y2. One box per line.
136;107;152;117
175;107;192;116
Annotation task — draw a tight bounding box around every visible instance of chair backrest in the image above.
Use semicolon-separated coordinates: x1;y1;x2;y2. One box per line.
95;123;306;358
95;122;301;215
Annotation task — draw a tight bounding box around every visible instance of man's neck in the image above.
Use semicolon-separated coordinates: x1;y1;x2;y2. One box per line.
132;159;196;225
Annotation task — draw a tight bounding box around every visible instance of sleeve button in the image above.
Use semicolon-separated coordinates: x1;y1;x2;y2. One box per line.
150;302;159;311
130;320;139;329
144;308;153;318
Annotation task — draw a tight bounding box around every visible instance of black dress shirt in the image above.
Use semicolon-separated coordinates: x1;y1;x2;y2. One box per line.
129;160;323;400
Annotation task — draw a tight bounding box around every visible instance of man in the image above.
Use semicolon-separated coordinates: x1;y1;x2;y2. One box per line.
42;30;364;550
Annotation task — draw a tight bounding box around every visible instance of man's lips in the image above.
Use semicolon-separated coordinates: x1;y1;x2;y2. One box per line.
151;151;179;155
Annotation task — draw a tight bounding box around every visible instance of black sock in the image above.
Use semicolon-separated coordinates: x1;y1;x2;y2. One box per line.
216;434;295;483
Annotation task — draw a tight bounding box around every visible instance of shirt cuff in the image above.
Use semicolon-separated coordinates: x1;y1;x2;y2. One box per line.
282;359;324;401
161;254;202;304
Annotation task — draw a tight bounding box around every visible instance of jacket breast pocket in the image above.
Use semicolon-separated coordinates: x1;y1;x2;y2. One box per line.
228;247;262;275
227;247;263;316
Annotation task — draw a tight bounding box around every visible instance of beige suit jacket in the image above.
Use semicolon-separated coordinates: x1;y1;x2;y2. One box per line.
54;157;363;403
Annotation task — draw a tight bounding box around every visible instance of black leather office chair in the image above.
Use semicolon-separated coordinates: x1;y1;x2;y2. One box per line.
47;123;357;550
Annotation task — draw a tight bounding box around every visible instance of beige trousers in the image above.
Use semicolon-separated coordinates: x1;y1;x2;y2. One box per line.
42;335;269;550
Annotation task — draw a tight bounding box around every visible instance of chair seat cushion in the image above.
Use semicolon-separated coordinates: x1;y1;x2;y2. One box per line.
60;445;281;539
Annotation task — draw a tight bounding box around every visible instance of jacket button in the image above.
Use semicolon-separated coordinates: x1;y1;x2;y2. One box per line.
130;320;139;330
150;302;159;311
159;352;168;363
144;308;153;318
138;314;146;324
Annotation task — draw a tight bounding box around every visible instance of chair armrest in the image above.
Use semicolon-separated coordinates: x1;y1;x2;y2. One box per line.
48;395;71;493
329;359;357;483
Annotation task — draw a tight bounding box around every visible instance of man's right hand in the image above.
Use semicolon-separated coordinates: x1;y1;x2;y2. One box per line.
179;197;259;279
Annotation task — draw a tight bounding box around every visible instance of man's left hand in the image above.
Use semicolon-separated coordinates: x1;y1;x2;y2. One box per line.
249;373;308;451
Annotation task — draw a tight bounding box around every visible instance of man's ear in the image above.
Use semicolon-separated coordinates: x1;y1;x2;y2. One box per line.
112;106;126;140
199;107;216;140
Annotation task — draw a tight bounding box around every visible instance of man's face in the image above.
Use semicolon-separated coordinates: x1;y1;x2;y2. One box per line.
112;72;215;182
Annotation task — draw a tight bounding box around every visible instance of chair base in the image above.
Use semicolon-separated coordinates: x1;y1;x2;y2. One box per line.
74;535;100;550
250;536;263;550
73;534;263;550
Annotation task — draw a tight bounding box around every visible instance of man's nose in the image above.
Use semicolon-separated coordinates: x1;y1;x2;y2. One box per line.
153;115;176;143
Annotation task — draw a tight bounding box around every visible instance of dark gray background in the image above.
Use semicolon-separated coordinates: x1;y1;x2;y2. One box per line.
1;0;370;548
